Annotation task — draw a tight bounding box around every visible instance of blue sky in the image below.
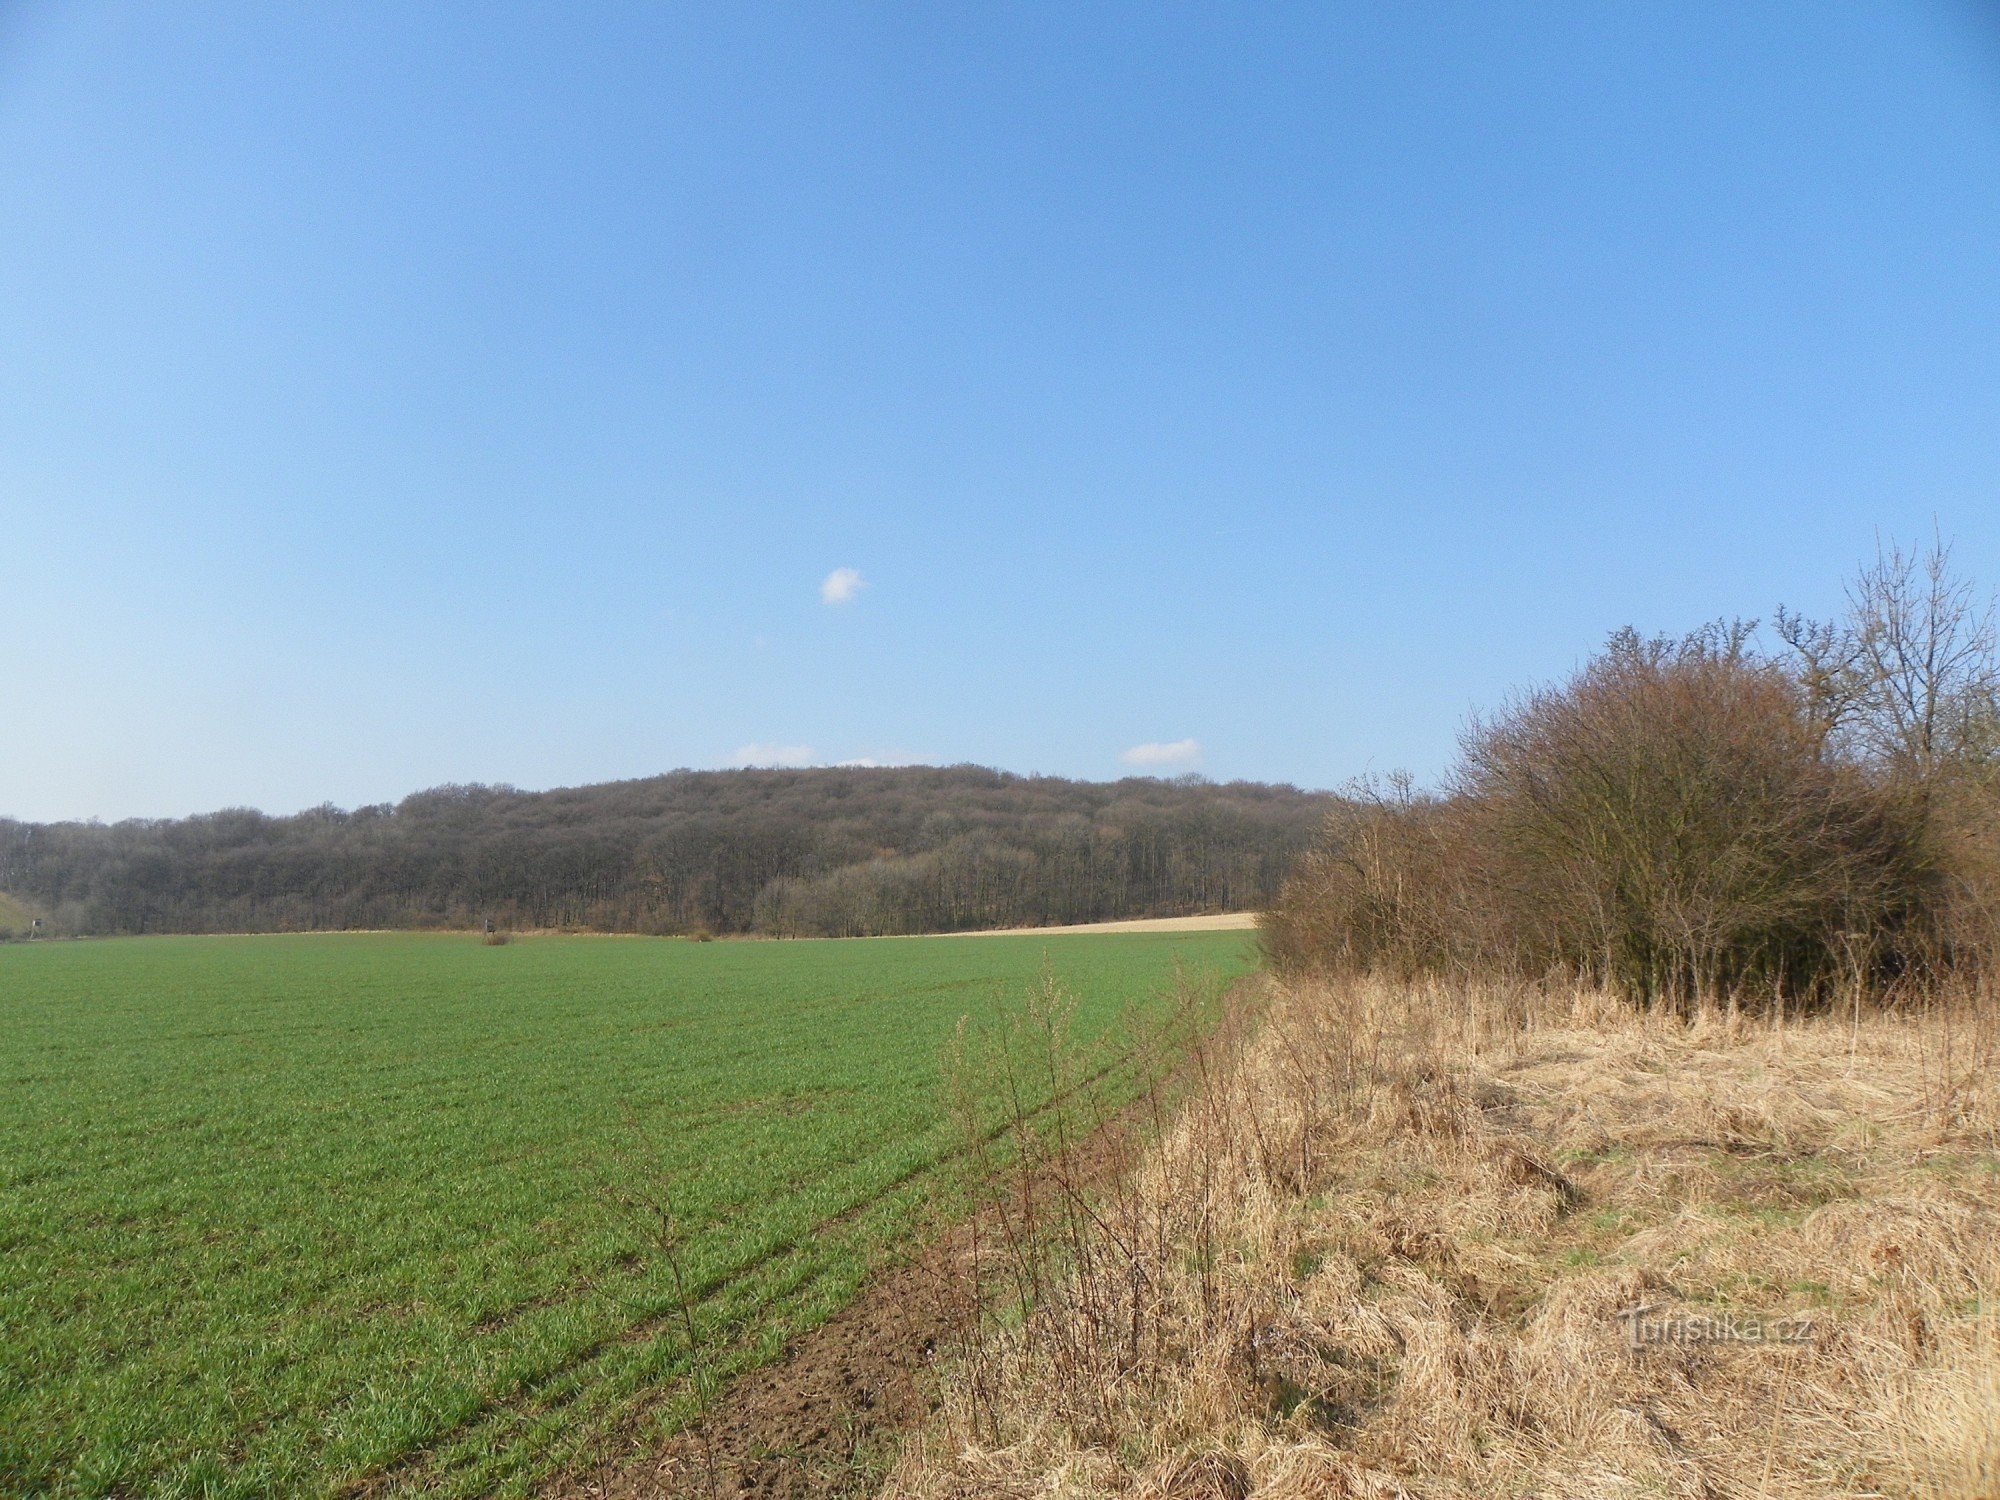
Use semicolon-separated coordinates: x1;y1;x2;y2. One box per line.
4;2;1999;821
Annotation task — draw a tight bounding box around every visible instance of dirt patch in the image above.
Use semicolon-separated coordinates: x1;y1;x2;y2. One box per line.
550;1246;955;1499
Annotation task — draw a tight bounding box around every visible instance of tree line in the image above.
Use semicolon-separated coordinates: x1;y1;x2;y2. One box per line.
0;766;1333;938
1264;538;2000;1009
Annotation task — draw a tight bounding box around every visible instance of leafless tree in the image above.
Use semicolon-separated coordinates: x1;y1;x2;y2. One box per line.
1780;534;2000;782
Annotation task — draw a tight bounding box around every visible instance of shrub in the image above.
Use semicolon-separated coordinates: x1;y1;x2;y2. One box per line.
1260;779;1488;979
1458;623;1931;1006
1267;557;1997;1012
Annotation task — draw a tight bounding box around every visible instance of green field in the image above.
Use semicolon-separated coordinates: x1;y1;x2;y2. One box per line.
0;929;1252;1498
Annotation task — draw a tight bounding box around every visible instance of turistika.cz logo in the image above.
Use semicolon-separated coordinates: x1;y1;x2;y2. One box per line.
1616;1303;1816;1349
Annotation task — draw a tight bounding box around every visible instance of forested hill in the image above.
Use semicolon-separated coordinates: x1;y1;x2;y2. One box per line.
0;766;1334;938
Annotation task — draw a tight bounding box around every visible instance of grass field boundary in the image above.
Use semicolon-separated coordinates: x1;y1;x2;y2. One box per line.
344;968;1243;1496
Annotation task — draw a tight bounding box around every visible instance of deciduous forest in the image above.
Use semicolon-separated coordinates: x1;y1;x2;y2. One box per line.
0;766;1332;937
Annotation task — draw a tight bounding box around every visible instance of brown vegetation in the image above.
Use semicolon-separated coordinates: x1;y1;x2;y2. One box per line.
885;974;2000;1499
1265;541;2000;1011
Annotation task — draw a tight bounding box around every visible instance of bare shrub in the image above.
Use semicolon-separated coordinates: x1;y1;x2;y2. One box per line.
1461;622;1932;1008
1269;541;2000;1010
1260;775;1490;982
1266;627;1933;1011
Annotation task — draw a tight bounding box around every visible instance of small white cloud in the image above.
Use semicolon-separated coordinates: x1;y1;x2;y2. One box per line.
820;567;865;605
732;743;816;768
1120;738;1202;771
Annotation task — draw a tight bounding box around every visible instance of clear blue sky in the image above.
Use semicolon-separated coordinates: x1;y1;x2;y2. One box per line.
5;2;1999;822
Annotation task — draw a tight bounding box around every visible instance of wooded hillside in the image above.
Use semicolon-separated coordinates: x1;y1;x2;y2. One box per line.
0;766;1332;937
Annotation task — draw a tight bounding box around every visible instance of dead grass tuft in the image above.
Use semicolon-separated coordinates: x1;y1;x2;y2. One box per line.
886;977;2000;1499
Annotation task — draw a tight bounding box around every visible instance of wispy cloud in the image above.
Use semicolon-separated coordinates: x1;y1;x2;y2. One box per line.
820;567;865;605
732;743;816;768
1120;738;1202;770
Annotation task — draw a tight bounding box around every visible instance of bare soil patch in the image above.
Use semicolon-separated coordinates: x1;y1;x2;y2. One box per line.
549;1241;952;1499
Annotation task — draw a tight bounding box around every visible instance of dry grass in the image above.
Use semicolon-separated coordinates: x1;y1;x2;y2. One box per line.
885;978;2000;1500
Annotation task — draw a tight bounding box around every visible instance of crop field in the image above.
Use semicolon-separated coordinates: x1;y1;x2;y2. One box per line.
0;928;1252;1499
